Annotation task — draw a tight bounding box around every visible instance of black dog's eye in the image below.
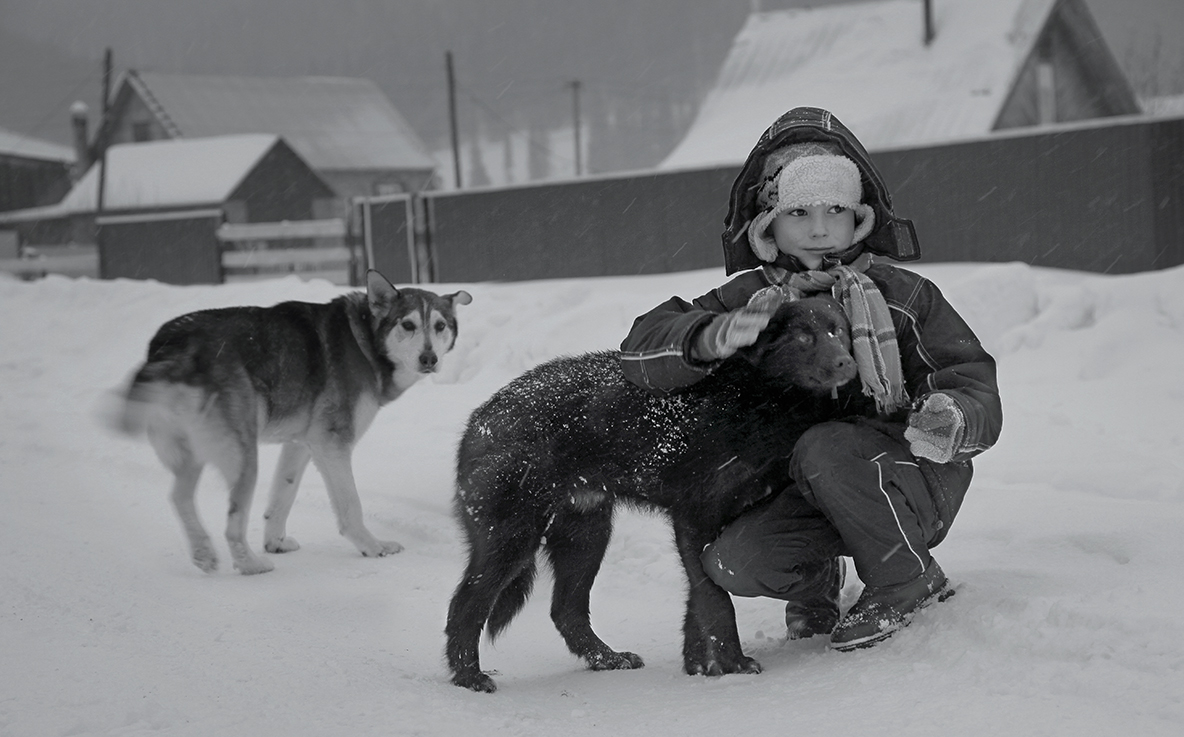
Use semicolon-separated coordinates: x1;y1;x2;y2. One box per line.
830;326;846;338
795;333;813;345
401;320;417;332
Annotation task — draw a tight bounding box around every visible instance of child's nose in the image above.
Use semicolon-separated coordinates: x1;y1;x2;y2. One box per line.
810;213;829;236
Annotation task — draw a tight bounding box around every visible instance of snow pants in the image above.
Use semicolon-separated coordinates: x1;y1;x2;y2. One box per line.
701;419;973;598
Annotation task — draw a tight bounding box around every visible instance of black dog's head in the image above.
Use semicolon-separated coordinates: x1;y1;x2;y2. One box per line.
737;296;857;394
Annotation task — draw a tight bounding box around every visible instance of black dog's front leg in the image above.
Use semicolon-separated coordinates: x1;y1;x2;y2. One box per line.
673;521;762;677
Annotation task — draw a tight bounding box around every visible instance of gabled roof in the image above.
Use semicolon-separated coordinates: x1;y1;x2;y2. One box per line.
120;72;436;172
0;134;282;223
0;125;74;163
661;0;1112;169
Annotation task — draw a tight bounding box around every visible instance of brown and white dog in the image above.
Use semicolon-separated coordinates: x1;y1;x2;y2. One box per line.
109;270;471;574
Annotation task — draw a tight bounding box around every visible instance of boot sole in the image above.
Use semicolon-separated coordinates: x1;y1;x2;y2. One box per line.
830;586;955;652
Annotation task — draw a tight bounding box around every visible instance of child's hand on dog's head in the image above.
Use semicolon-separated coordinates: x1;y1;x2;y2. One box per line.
694;298;782;361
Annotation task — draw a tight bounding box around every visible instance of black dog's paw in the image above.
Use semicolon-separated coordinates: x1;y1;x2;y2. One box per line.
733;655;763;675
684;654;762;677
452;671;498;693
586;650;645;671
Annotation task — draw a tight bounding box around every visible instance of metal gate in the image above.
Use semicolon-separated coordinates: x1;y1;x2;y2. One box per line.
354;194;429;285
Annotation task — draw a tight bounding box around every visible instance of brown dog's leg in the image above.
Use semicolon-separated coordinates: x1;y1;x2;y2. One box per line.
309;440;403;557
215;432;273;575
168;456;218;573
263;441;312;553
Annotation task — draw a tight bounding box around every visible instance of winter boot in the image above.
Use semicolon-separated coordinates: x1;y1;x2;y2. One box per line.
784;557;846;640
829;559;953;651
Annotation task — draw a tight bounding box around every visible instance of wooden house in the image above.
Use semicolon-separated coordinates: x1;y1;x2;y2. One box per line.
0;134;337;283
0;126;73;215
663;0;1141;168
89;72;437;209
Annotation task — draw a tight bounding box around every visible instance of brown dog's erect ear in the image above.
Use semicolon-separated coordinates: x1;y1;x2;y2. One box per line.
447;290;473;308
366;269;399;313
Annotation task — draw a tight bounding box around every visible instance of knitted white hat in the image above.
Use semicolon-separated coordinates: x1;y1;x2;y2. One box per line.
748;142;876;263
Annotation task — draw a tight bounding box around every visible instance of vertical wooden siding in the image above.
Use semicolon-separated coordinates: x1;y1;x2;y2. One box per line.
422;116;1183;282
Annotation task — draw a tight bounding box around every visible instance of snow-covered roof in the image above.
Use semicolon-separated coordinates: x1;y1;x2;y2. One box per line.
124;72;436;173
0;134;279;224
0;125;74;163
662;0;1058;169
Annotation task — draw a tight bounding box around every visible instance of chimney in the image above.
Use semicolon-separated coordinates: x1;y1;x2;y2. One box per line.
923;0;935;46
69;101;91;181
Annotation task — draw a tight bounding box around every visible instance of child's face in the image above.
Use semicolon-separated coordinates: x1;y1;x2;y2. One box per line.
771;204;856;269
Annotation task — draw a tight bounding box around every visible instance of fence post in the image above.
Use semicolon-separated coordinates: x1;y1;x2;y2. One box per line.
412;194;435;283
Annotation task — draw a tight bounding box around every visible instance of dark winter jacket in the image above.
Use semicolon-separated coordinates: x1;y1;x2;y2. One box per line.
619;261;1002;463
619;107;1002;464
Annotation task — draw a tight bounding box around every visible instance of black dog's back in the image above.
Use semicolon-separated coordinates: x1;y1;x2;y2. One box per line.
447;296;857;692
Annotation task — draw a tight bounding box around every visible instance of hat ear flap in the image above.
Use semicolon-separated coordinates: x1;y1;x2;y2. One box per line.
747;214;780;262
851;204;876;245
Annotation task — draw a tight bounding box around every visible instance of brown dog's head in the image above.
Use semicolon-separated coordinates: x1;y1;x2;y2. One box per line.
739;295;857;394
366;269;472;375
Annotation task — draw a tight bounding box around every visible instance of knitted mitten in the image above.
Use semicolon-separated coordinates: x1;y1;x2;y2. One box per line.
694;300;780;361
905;393;966;464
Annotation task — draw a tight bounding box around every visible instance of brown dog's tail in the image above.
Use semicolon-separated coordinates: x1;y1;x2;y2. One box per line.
98;357;180;437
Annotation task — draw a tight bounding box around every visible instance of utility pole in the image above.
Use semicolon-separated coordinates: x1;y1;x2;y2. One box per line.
923;0;935;46
569;79;582;177
95;48;113;215
446;51;462;189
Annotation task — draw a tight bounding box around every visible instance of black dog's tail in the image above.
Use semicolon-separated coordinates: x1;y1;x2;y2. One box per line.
486;558;538;641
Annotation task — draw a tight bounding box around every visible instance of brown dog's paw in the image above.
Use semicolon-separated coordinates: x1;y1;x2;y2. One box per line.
264;536;300;553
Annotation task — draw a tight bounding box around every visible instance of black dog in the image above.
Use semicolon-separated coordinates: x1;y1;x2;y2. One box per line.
445;296;857;692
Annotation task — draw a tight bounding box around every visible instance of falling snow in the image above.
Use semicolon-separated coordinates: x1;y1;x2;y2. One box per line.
2;261;1183;736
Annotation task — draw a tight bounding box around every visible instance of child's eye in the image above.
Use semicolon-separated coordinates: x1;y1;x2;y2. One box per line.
787;208;808;217
828;205;848;215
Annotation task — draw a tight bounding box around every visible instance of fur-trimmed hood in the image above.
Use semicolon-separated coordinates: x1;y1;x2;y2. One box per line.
721;107;921;276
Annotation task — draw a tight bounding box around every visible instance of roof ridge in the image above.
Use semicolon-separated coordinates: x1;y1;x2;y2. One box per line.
127;70;184;138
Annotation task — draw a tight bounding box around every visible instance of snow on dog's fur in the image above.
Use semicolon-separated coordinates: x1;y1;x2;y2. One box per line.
446;296;856;692
107;270;471;574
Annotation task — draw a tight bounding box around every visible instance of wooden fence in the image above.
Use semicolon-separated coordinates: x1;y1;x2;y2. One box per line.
217;219;356;284
4;114;1182;284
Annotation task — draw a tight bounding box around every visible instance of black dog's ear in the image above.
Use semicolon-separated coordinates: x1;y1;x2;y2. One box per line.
734;304;793;365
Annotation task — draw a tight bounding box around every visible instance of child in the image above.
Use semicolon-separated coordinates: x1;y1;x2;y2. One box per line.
619;107;1002;651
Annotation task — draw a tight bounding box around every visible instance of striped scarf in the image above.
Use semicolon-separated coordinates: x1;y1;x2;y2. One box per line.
775;255;907;415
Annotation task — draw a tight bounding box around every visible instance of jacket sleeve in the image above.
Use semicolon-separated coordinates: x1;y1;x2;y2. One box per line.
899;277;1003;462
619;272;767;395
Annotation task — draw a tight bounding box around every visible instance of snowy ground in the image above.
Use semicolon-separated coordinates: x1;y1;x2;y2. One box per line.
2;261;1182;736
